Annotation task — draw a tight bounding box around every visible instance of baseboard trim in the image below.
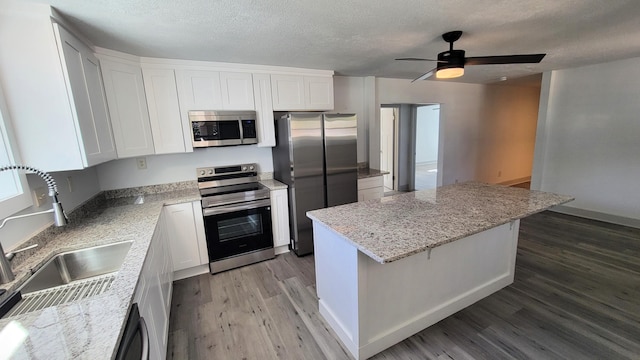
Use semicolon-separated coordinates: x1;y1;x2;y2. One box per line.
173;264;209;281
551;205;640;229
498;176;531;186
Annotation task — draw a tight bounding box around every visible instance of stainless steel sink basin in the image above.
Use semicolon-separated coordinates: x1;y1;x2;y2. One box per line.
21;241;133;294
1;241;133;318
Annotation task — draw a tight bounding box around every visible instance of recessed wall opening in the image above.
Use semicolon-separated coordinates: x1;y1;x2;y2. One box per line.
380;103;441;194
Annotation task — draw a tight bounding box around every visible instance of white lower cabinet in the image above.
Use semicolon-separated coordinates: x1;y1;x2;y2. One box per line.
164;202;208;271
270;188;291;253
135;211;172;360
358;176;384;201
164;201;209;279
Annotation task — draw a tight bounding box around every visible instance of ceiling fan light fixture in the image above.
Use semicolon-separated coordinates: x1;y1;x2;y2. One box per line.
436;67;464;79
435;49;465;79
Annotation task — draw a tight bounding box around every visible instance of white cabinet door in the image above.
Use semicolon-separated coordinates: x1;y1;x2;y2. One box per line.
176;69;223;110
100;58;155;158
54;24;117;167
142;68;187;154
271;75;305;110
192;202;209;265
253;74;276;147
220;72;255;110
81;53;117;164
164;202;202;271
358;176;384;201
271;74;334;111
136;215;172;360
304;76;334;110
270;188;291;249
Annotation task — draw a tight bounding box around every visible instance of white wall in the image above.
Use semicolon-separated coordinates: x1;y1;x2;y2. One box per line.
415;105;440;164
1;167;101;250
96;145;273;190
333;76;368;162
532;57;640;223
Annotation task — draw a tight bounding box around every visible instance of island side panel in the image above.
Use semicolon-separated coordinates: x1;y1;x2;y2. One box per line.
356;220;521;359
313;221;361;357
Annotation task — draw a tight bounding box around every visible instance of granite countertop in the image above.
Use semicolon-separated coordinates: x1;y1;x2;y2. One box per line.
0;188;200;360
259;179;288;190
357;167;389;179
307;182;574;264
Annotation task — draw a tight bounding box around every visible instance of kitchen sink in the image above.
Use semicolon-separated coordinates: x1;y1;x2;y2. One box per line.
1;241;132;318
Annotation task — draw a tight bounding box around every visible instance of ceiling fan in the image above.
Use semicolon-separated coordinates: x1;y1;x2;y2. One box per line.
396;30;546;82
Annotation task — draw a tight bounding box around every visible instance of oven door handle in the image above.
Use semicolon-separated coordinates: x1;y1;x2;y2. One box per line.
203;199;271;216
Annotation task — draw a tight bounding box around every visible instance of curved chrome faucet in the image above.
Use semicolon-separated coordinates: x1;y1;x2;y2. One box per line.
0;165;68;284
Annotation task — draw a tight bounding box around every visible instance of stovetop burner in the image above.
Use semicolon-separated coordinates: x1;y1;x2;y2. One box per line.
197;163;270;208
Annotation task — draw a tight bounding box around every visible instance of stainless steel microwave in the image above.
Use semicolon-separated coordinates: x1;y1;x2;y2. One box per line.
189;110;258;147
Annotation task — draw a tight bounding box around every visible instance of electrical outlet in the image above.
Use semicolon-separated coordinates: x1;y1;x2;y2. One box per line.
33;186;47;207
67;176;74;193
136;157;147;170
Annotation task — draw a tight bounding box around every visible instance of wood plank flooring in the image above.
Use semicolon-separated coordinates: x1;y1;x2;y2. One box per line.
167;211;640;359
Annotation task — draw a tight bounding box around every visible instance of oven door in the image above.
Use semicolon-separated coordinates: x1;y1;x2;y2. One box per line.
202;199;273;261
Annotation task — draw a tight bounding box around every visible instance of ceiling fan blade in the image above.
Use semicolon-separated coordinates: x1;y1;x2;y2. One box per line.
411;69;436;82
465;53;546;65
395;57;438;61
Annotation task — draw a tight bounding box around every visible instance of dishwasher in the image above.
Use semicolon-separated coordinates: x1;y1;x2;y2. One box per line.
115;303;149;360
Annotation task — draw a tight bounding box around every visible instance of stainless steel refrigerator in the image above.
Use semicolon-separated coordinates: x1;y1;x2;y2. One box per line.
272;113;358;256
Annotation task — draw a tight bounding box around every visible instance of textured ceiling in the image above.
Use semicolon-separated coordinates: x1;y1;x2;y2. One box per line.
21;0;640;83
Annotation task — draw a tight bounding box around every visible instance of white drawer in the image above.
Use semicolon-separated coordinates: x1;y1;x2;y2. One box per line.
358;176;383;190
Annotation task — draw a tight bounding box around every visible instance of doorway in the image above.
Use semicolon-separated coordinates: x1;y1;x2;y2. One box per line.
379;103;441;193
379;107;397;192
414;104;440;190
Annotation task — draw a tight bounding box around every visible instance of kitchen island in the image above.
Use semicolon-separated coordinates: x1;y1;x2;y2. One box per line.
306;182;573;360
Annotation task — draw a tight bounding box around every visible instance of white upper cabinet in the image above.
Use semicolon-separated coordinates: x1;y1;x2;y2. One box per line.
220;72;255;110
177;70;255;111
0;8;117;171
304;76;334;110
271;75;305;110
176;70;223;110
142;68;189;154
253;74;276;147
271;74;334;111
99;56;155;158
52;24;117;168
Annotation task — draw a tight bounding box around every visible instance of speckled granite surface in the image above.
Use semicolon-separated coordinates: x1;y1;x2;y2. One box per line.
259;179;288;190
307;182;574;264
357;167;389;179
0;188;200;360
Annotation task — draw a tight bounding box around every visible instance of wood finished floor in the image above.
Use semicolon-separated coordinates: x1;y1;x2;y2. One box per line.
167;211;640;359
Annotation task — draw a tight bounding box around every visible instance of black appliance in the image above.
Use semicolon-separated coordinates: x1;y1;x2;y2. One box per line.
115;303;149;360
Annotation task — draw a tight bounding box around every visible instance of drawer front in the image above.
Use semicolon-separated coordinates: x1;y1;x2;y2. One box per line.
358;176;383;190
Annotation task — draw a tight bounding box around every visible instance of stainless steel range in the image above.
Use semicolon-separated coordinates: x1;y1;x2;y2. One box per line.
197;163;274;274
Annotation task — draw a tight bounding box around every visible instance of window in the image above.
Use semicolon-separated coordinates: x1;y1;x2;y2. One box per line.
0;84;31;220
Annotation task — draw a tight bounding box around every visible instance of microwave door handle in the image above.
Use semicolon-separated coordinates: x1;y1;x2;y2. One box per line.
203;199;271;216
238;118;244;141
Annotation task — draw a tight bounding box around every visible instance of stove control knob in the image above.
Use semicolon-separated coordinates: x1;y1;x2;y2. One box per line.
208;169;214;175
199;170;206;176
249;165;255;171
242;166;248;171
